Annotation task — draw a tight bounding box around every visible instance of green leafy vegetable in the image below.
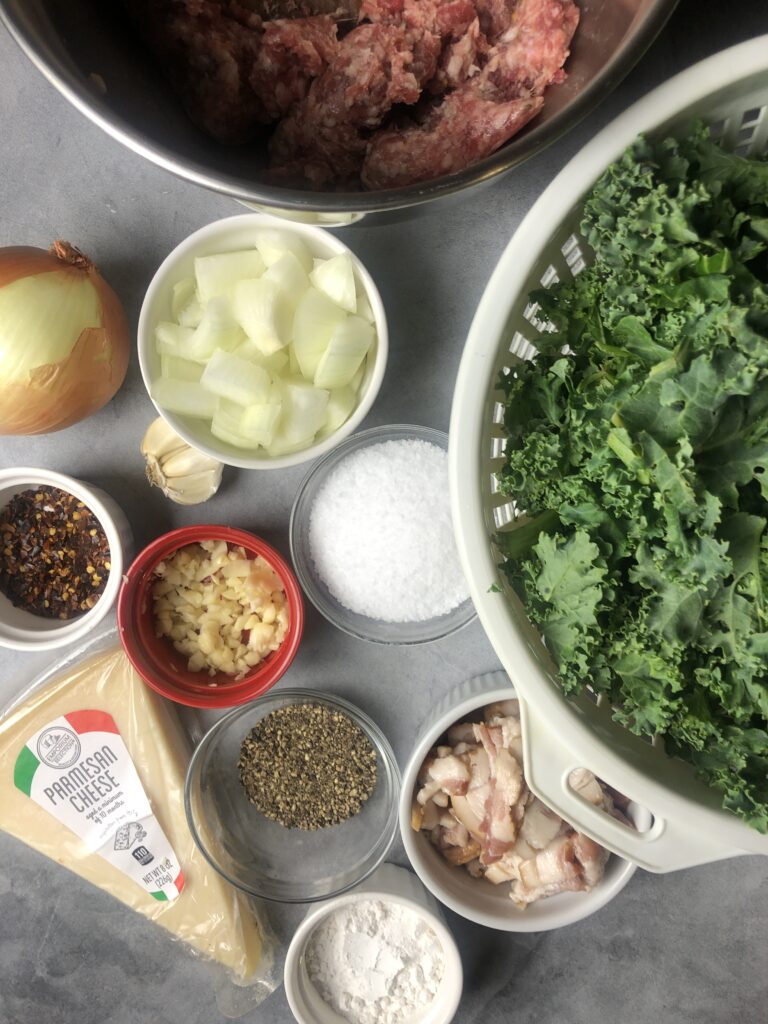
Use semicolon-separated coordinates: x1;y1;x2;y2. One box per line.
497;123;768;831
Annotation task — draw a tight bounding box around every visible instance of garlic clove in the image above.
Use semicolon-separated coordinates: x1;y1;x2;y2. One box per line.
141;416;188;462
163;468;223;505
161;445;219;480
141;417;224;505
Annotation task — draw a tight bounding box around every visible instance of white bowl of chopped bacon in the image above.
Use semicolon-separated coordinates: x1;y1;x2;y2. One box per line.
400;671;649;931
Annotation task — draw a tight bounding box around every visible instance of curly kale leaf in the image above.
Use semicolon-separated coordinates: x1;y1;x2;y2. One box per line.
495;124;768;831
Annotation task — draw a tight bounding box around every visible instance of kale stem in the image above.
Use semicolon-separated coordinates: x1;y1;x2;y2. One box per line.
607;429;651;485
496;509;561;560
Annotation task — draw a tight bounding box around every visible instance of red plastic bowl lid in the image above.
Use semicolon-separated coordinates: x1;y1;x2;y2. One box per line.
117;525;304;708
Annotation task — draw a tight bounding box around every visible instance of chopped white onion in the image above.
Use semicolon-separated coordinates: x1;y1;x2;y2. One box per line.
160;354;203;382
292;287;346;379
233;339;289;375
254;230;313;273
278;381;329;445
195;250;265;302
310;253;357;313
172;277;196;320
178;297;204;329
355;280;375;324
241;400;282;447
152;232;378;457
201;349;271;406
263;251;310;301
152;378;218;419
156;321;194;357
188;298;244;361
266;434;314;457
320;385;357;437
313;315;374;389
232;277;289;355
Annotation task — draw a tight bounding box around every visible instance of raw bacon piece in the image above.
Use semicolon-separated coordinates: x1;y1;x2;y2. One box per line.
427;753;472;794
513;834;585;904
573;832;610;887
473;722;525;863
569;767;635;828
447;721;476;745
462;745;492;829
443;838;482;865
484;854;520;884
484;699;521;722
415;752;471;805
519;797;563;850
451;793;485;839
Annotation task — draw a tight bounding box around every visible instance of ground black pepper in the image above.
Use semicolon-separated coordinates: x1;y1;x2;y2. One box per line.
0;487;110;619
238;703;378;830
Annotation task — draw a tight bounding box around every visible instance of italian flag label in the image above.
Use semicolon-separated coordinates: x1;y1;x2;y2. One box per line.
14;710;184;902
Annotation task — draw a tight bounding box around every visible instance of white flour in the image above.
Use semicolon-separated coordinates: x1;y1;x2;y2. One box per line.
304;898;445;1024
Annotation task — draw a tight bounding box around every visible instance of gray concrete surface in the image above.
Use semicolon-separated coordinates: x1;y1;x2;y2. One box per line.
1;2;767;1022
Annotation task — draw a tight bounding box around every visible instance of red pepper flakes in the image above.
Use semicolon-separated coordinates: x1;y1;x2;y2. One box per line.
0;487;110;620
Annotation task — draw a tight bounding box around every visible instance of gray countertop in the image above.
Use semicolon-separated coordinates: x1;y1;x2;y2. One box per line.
1;3;767;1022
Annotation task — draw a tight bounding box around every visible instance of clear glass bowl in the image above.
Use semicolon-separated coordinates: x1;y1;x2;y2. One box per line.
289;424;477;645
184;689;400;903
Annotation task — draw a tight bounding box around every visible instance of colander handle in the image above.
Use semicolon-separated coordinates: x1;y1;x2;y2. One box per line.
518;698;748;873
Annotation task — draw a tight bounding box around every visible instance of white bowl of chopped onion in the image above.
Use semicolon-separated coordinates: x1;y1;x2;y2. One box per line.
137;213;388;469
400;672;649;932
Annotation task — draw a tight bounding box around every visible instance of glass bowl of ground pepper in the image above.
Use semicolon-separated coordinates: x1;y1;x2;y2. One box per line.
0;468;132;651
184;690;400;903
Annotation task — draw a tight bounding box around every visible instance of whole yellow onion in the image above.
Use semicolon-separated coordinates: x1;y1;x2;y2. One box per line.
0;240;130;434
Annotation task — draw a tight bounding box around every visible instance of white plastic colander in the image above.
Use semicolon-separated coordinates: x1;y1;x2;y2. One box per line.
450;36;768;873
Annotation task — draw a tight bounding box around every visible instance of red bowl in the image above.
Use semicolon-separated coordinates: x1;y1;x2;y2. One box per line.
117;525;304;708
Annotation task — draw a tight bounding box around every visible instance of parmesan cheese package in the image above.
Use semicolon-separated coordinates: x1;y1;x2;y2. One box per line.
0;641;272;1003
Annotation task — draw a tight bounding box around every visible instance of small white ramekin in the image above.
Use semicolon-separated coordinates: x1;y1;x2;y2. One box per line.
400;672;646;932
137;212;388;471
284;863;463;1024
0;468;132;651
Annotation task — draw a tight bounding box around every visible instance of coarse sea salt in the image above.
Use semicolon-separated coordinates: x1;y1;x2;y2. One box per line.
308;438;469;622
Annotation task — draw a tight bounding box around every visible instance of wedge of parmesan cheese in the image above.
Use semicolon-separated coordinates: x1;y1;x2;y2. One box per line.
0;646;261;981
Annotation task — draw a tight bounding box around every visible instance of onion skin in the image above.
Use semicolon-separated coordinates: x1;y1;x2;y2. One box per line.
0;242;130;435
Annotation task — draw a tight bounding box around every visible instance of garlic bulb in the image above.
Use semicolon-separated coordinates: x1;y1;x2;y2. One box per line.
141;417;223;505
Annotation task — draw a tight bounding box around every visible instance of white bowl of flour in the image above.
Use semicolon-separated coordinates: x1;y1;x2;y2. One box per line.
284;863;463;1024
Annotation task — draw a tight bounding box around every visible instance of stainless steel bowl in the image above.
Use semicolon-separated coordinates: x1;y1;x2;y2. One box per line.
0;0;678;214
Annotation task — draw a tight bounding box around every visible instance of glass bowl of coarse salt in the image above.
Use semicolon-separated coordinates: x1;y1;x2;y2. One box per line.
289;424;476;644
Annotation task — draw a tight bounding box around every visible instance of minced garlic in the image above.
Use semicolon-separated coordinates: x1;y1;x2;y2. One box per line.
152;540;289;678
